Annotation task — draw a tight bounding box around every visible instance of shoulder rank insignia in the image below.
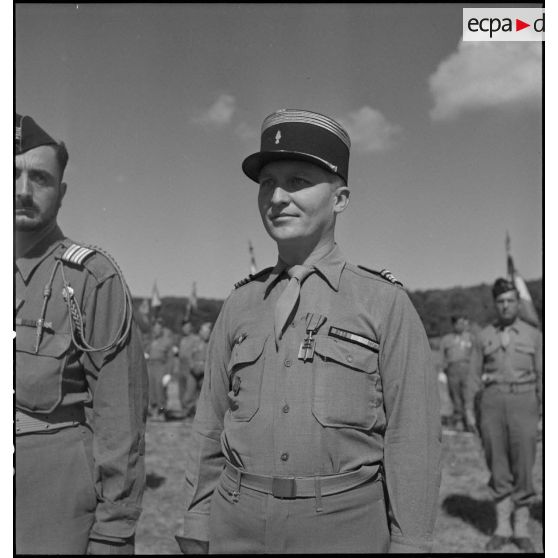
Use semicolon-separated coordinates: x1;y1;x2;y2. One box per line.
358;265;404;287
59;243;96;266
233;267;273;289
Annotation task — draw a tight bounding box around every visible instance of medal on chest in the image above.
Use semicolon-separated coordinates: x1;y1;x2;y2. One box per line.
298;313;327;362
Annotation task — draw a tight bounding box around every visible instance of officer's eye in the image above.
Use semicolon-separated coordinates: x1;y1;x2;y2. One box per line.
29;171;51;187
289;176;311;189
259;178;275;190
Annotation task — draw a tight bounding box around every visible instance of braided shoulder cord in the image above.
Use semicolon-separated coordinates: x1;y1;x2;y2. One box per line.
60;245;135;353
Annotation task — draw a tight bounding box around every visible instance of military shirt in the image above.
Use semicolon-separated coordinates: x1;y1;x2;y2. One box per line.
15;225;148;542
440;331;474;368
472;319;542;406
183;245;441;552
178;333;202;371
148;330;174;363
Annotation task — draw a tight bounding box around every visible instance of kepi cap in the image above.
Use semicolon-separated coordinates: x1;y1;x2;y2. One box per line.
492;278;517;299
242;109;351;183
15;113;58;155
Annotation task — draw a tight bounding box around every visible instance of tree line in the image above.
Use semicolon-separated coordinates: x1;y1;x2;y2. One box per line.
134;278;542;338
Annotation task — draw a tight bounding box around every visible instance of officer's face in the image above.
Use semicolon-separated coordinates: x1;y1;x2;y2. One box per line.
258;160;349;246
182;322;193;336
495;291;520;325
199;323;212;341
15;146;67;232
453;318;467;334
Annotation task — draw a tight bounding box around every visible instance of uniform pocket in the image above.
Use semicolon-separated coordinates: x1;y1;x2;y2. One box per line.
312;336;382;430
226;337;266;421
514;342;536;371
16;326;73;412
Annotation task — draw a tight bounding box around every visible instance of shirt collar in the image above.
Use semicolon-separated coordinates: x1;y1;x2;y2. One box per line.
15;225;66;282
267;243;346;294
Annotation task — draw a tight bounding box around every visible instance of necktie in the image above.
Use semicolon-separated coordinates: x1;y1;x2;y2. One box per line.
274;265;314;345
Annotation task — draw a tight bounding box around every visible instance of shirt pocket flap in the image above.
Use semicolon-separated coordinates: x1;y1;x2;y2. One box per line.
515;342;535;355
314;336;377;373
16;326;72;357
483;342;500;356
227;337;265;372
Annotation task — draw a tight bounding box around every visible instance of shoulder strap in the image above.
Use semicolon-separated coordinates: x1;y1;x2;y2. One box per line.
234;267;273;289
357;265;404;287
59;243;96;266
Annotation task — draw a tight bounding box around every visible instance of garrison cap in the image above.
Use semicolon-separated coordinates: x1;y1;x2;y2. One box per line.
242;109;351;183
492;277;517;299
15;113;58;155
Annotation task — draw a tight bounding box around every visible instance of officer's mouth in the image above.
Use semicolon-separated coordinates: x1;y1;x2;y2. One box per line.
270;213;296;223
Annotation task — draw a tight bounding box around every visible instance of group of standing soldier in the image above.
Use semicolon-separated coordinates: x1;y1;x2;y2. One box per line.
15;109;541;555
145;317;212;419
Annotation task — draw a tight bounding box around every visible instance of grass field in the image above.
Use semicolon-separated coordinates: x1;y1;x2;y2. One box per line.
136;382;543;554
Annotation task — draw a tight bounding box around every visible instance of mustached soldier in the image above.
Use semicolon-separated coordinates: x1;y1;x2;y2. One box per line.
177;109;441;553
15;114;148;554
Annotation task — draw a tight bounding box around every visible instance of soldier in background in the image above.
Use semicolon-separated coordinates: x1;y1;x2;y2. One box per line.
471;278;542;552
177;319;200;414
181;321;212;417
15;113;148;553
440;314;476;432
146;316;174;418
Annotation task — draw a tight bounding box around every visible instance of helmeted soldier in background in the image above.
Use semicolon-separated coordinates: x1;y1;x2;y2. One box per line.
471;278;542;552
15;113;148;554
146;316;174;418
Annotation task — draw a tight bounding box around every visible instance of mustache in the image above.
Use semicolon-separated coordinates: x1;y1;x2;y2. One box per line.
15;196;37;211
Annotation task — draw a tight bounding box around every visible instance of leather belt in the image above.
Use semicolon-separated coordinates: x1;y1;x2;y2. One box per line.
484;381;536;394
15;406;85;435
223;461;379;499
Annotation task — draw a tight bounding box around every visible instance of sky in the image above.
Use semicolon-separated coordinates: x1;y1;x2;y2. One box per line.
14;3;543;300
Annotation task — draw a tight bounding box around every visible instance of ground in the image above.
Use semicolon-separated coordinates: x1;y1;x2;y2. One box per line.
135;382;543;554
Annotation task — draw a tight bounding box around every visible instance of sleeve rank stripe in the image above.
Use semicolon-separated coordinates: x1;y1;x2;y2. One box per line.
328;326;379;352
61;244;95;265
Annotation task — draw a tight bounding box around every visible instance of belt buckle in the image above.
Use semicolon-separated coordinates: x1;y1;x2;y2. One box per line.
272;476;296;498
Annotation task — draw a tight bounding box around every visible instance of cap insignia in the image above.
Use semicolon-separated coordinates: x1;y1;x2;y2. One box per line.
275;130;281;144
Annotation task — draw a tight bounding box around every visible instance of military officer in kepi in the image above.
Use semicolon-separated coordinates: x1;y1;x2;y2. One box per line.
471;278;542;553
15;113;149;554
177;109;441;554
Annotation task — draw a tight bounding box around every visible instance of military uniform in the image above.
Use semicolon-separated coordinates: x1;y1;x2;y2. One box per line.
15;225;148;553
183;245;441;553
178;332;208;416
473;318;542;505
146;327;174;414
440;329;474;428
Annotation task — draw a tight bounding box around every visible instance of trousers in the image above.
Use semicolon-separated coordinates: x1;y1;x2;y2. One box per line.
207;471;390;554
147;360;168;409
477;385;538;505
16;424;97;554
446;361;473;422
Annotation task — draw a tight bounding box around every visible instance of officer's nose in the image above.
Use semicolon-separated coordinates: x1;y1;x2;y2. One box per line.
15;171;33;200
270;185;290;206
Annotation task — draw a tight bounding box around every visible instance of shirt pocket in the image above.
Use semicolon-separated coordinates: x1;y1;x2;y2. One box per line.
482;342;501;373
312;336;382;430
514;342;536;371
16;326;73;412
226;336;266;421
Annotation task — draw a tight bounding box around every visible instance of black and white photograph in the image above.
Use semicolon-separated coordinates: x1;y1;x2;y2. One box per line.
14;3;544;554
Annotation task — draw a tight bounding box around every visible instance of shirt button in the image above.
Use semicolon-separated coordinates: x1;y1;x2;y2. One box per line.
284;359;292;367
290;322;296;328
346;355;353;363
282;404;290;413
280;452;289;461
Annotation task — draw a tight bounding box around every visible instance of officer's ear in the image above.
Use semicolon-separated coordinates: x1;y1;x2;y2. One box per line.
58;182;67;208
332;183;350;215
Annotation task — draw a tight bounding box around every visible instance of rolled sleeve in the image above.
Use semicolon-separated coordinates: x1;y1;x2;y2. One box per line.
379;289;442;553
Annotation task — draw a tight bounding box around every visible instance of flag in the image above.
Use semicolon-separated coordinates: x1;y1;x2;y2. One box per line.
506;233;540;328
248;240;257;275
151;281;162;309
185;281;198;320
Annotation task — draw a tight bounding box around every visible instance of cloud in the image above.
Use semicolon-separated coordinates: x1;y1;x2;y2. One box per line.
194;94;236;127
429;41;542;121
234;122;258;141
338;106;401;153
